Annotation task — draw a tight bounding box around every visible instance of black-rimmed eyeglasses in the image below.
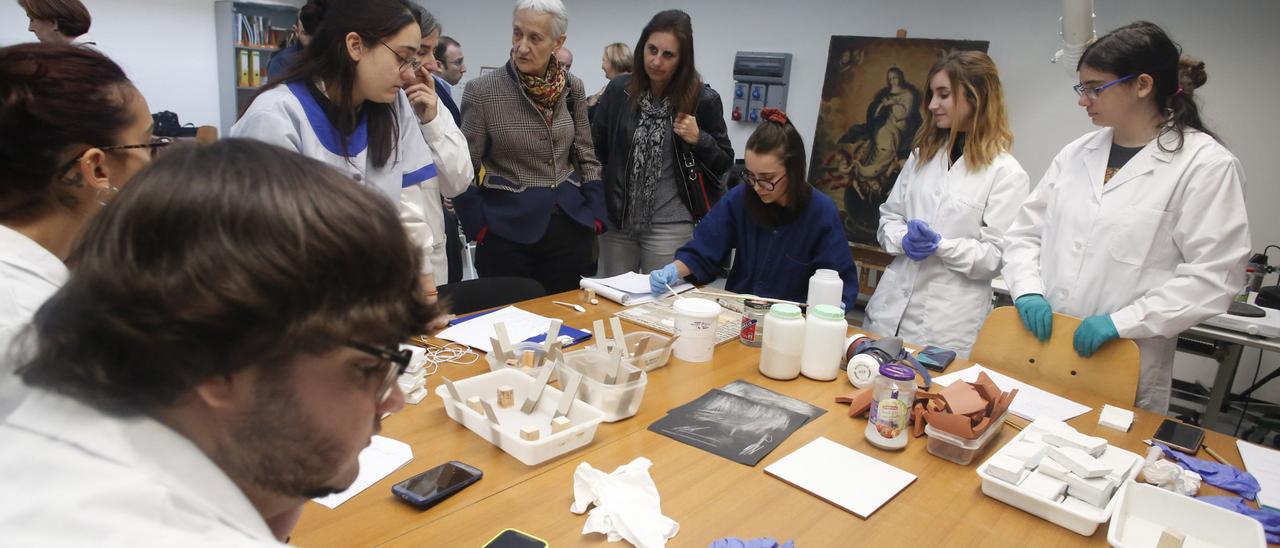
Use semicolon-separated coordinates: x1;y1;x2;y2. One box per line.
380;40;422;73
346;340;412;404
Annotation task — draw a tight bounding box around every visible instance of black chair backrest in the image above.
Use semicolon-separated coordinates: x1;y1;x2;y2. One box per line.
438;277;547;315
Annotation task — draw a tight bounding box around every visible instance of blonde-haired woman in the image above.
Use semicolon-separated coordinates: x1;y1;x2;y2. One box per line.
864;51;1030;357
587;42;632;118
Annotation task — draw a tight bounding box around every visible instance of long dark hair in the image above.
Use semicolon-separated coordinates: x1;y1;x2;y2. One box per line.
258;0;417;168
743;109;810;227
19;139;439;416
1078;20;1216;151
628;10;701;114
0;43;133;219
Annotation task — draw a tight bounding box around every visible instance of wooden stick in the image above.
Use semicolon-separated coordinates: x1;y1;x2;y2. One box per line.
494;322;512;358
1203;444;1228;465
592;319;609;353
609;316;627;356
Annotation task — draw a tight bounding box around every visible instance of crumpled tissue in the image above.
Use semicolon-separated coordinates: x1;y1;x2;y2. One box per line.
571;457;679;548
1142;445;1202;496
1156;442;1260;500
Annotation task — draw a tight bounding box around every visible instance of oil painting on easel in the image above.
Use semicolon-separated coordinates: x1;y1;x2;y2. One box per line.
809;34;988;245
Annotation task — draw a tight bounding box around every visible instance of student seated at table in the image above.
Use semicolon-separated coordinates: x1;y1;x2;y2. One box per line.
649;108;858;308
0;140;441;544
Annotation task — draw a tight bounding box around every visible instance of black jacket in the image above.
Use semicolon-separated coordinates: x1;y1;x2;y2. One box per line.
590;74;734;230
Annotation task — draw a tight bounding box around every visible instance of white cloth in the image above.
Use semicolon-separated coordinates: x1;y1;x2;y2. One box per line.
570;457;678;548
865;149;1029;357
230;82;439;275
401;95;474;283
0;389;282;546
0;225;67;420
1002;128;1252;412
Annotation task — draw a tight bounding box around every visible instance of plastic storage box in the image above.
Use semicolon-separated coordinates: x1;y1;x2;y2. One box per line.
434;368;604;466
559;348;648;422
923;410;1008;465
1108;482;1265;547
485;341;557;382
976;428;1143;536
599;331;673;372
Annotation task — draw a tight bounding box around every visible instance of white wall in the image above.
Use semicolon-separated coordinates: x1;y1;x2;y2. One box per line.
429;0;1280;405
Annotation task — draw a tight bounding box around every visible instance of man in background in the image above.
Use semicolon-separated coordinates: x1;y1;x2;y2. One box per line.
556;45;573;71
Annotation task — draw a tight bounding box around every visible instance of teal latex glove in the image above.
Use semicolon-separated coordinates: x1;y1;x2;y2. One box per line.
1014;294;1053;342
1073;315;1119;357
649;263;681;296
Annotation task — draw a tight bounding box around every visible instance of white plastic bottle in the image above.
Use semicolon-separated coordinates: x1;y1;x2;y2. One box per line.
806;269;843;309
758;304;805;380
800;304;847;381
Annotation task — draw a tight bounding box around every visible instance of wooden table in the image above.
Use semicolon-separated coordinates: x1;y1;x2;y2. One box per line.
290;293;1252;547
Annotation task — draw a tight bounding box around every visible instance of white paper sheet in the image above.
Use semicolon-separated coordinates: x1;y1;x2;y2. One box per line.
931;364;1091;422
1237;440;1280;512
313;435;413;509
436;306;556;353
764;437;916;518
580;274;693;306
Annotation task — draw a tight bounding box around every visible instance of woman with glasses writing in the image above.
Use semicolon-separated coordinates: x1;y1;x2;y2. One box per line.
0;43;166;419
863;51;1029;358
1002;21;1251;413
231;0;443;298
452;0;607;294
649;109;858;309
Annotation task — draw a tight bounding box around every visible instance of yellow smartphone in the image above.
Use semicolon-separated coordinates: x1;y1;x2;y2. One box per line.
483;528;548;548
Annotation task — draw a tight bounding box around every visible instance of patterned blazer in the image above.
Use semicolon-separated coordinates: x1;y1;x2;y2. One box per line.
454;61;607;244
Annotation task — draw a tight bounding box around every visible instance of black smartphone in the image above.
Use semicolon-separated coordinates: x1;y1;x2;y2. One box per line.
1153;419;1205;454
483;529;548;548
391;460;482;509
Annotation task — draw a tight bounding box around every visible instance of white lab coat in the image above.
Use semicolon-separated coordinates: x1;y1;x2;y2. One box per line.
231;83;440;277
1002;127;1251;413
0;389;283;546
865;149;1030;357
0;225;67;420
400;95;474;282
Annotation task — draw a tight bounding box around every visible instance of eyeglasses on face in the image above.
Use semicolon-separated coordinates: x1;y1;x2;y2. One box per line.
59;136;173;176
345;339;412;404
743;170;786;192
380;40;422;73
1073;74;1137;100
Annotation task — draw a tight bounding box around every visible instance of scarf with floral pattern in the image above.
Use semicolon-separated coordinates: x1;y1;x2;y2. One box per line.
516;56;567;123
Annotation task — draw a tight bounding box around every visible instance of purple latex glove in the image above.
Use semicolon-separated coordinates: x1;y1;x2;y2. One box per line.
1197;496;1280;544
710;538;795;548
902;219;940;261
1156;442;1261;499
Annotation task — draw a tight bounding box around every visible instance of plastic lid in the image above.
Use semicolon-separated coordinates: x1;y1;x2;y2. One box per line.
673;297;721;317
879;362;915;381
768;303;802;319
810;304;844;321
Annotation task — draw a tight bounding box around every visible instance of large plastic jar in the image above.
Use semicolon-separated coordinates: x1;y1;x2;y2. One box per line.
799;304;847;381
759;303;805;380
806;269;843;309
864;363;917;450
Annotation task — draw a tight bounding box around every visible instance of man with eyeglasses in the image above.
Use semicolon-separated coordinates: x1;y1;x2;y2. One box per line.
0;140;441;544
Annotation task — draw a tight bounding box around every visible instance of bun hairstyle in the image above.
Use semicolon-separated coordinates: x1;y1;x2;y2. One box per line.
1079;20;1216;150
743;108;810;226
0;43;133;220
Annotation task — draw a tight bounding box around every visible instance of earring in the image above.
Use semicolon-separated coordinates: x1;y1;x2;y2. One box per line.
95;183;120;207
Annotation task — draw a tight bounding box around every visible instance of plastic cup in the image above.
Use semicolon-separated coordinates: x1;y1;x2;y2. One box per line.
672;297;722;363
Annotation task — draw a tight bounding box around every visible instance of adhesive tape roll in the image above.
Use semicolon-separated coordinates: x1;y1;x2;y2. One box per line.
847;353;881;388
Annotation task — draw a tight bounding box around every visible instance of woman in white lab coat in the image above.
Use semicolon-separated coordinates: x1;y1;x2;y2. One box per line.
0;44;163;418
1002;21;1252;413
864;51;1029;357
231;0;445;297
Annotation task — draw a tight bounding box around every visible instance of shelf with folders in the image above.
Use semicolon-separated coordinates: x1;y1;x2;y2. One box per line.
215;1;299;135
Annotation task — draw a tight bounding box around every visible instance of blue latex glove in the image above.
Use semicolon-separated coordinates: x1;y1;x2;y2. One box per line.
902;219;940;261
650;263;681;296
1073;314;1119;357
1157;443;1261;499
710;538;795;548
1014;294;1054;342
1197;496;1280;544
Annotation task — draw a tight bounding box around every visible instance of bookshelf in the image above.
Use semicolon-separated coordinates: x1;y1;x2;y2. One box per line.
214;1;300;136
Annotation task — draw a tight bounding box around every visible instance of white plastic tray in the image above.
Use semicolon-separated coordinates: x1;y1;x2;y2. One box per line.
1108;482;1265;548
434;368;604;466
559;348;647;422
976;427;1143;536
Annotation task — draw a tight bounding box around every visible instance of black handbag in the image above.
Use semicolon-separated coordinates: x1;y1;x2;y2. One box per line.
675;141;725;221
